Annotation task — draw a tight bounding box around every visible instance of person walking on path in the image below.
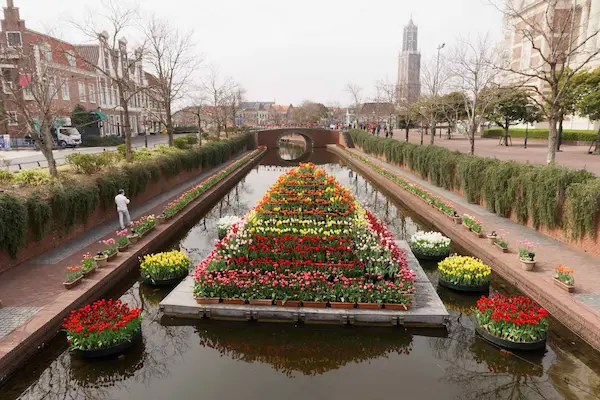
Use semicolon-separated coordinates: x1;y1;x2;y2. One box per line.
115;189;132;230
376;124;381;136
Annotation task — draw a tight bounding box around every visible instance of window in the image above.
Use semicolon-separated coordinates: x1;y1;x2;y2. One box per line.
23;83;33;100
89;84;96;103
65;50;76;67
2;70;13;94
6;32;22;47
61;78;69;100
520;39;531;70
78;82;86;102
100;80;106;105
109;115;115;135
108;85;113;105
7;111;18;125
41;43;52;61
48;77;57;99
104;50;110;73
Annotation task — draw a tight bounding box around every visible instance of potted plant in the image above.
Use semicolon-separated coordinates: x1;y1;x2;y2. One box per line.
409;231;451;261
101;238;118;261
218;216;241;240
452;211;462;225
554;264;575;293
486;231;497;245
494;230;509;253
82;253;98;275
475;293;549;350
62;299;142;358
518;240;537;271
463;214;484;238
437;255;492;292
132;215;156;238
116;229;130;251
156;213;167;225
140;250;191;286
63;266;84;289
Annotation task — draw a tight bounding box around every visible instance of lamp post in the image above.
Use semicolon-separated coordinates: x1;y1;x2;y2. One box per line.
524;104;534;149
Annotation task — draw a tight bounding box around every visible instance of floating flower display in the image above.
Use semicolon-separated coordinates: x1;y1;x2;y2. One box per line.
140;250;191;284
437;255;491;292
409;231;451;260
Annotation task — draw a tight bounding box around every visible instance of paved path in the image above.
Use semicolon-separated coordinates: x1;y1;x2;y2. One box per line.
0;152;247;342
382;130;600;175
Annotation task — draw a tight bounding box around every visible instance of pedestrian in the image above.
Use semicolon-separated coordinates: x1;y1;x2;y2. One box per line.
376;124;381;136
115;189;132;230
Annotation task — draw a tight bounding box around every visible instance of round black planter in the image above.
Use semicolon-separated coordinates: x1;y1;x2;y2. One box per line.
411;249;450;261
73;328;142;359
476;326;546;351
142;273;187;286
438;277;490;293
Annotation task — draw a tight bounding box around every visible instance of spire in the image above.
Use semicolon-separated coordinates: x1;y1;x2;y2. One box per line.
6;0;14;8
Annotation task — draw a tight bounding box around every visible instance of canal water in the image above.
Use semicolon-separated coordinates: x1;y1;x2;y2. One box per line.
2;148;600;400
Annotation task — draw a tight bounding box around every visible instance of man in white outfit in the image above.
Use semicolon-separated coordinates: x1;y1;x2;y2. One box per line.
115;189;132;229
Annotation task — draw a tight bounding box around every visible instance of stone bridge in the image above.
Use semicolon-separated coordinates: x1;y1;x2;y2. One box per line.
255;128;340;149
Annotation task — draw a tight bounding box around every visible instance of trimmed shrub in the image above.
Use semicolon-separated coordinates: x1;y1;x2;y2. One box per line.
483;128;597;142
0;194;27;258
174;137;191;150
174;125;198;134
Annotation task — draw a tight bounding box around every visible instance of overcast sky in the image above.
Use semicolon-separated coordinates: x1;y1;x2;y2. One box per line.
17;0;504;106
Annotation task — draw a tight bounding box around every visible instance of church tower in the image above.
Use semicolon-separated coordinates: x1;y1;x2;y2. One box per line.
397;18;421;104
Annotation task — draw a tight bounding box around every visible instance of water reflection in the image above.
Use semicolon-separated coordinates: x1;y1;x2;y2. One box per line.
278;135;308;161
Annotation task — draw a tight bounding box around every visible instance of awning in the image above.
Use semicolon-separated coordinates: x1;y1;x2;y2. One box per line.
91;111;108;121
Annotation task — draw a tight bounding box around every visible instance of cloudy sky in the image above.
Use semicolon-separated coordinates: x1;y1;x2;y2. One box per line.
16;0;504;106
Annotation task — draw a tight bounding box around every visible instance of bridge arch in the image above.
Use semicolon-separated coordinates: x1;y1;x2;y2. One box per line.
255;128;340;149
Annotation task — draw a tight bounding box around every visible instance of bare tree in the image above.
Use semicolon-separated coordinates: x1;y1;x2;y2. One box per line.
72;0;146;161
144;17;199;146
0;40;73;176
491;0;600;164
376;78;398;130
448;34;499;155
223;86;245;135
345;83;363;127
421;52;451;144
202;66;235;137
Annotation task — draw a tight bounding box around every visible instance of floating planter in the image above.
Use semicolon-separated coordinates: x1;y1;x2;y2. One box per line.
63;266;84;289
140;250;191;286
518;240;537;271
409;231;451;261
63;299;142;359
475;293;549;351
554;264;575;293
437;255;491;293
217;216;241;239
193;163;416;311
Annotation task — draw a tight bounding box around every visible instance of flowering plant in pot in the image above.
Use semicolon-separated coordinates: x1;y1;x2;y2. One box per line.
62;299;142;356
486;230;497;245
475;293;549;349
82;253;98;274
463;214;483;237
116;229;129;250
437;255;491;292
554;264;575;292
218;216;241;239
409;231;451;260
494;230;509;252
518;240;537;270
101;238;118;260
140;250;191;285
132;215;156;237
64;266;84;289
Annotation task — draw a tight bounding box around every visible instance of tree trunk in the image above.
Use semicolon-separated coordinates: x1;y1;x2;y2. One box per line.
39;130;58;177
196;115;202;147
556;115;564;151
120;94;133;162
469;126;476;155
405;126;409;142
503;124;509;146
429;122;436;145
594;126;600;155
166;108;174;147
420;127;424;145
547;115;558;165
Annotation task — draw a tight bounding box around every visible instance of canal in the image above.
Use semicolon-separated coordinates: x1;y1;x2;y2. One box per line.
2;147;600;400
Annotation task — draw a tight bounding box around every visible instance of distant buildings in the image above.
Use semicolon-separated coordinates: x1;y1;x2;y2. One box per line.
397;18;421;104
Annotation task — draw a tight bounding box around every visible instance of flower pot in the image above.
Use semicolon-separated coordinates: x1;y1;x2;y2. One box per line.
118;243;129;252
302;301;327;308
106;252;118;262
476;326;546;351
329;302;355;309
73;328;142;359
411;249;450;262
520;258;536;271
143;274;187;286
63;275;84;289
156;215;167;225
554;278;575;293
472;231;485;238
487;235;497;245
453;216;463;225
357;302;381;310
438;277;490;293
462;223;471;232
223;298;246;305
275;300;300;307
384;303;411;311
93;256;107;267
83;266;97;277
249;299;273;306
195;297;220;304
127;234;139;244
494;243;509;253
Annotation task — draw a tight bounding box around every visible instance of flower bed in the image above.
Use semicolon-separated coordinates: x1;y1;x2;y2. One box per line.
163;147;265;218
62;299;142;356
193;163;416;308
475;293;549;349
218;216;241;239
409;231;451;260
437;255;491;292
140;250;191;284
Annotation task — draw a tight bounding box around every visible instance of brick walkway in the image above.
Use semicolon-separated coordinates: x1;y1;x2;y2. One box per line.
341;146;600;349
383;130;600;175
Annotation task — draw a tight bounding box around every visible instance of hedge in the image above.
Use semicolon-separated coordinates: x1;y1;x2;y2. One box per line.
483;128;598;142
348;129;600;241
0;134;250;259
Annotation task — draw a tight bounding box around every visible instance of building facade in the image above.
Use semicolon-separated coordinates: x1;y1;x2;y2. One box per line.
397;18;421;104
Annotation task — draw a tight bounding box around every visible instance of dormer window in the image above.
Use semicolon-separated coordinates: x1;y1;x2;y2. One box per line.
66;50;76;67
6;32;22;47
41;43;52;61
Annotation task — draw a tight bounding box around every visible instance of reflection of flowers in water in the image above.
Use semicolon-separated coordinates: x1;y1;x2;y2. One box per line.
437;286;479;316
196;324;413;377
471;339;544;377
139;282;174;306
69;339;146;388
